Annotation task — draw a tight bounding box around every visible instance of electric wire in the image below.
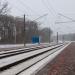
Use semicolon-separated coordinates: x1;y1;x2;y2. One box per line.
46;0;57;16
41;0;56;17
17;0;40;16
55;13;75;24
58;13;75;21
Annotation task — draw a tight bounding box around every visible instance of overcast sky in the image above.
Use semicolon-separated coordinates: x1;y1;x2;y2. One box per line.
6;0;75;35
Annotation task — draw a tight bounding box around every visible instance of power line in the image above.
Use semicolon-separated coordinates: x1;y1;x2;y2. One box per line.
41;0;56;17
55;13;75;24
33;13;48;21
15;0;32;16
9;0;29;16
58;13;75;21
17;0;40;16
46;0;57;15
14;0;43;21
55;21;75;24
12;0;34;16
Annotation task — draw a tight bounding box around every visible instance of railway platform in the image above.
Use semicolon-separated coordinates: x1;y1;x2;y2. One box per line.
36;42;75;75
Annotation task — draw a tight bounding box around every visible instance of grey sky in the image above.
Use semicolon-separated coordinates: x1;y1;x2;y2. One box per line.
6;0;75;35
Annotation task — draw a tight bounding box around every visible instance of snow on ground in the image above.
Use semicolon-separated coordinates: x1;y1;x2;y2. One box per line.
0;43;51;49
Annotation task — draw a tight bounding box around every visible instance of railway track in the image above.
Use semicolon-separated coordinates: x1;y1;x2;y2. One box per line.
0;44;48;52
0;43;67;75
0;44;58;59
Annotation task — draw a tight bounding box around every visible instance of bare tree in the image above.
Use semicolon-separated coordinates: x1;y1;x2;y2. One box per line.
40;28;53;43
0;0;8;15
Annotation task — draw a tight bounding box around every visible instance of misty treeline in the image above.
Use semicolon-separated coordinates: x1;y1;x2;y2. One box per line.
0;0;53;44
52;33;75;42
0;15;53;44
59;33;75;41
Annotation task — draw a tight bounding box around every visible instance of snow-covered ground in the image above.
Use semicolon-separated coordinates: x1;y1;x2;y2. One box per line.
0;41;62;49
0;43;51;49
0;44;23;48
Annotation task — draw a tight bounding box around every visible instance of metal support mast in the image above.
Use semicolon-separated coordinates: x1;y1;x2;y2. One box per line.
24;14;26;46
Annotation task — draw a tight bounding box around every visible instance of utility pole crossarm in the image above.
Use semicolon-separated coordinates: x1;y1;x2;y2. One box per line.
58;13;75;21
55;13;75;24
33;13;48;21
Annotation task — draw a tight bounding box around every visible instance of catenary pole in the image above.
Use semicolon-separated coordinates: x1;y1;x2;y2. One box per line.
24;14;26;46
57;32;58;44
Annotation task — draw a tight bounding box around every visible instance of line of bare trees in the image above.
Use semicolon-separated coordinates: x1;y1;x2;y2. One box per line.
0;0;53;44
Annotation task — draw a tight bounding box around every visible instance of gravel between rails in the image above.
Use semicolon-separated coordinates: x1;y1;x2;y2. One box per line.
36;42;75;75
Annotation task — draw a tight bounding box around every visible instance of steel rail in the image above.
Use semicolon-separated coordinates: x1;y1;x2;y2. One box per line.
0;44;59;59
0;44;64;75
